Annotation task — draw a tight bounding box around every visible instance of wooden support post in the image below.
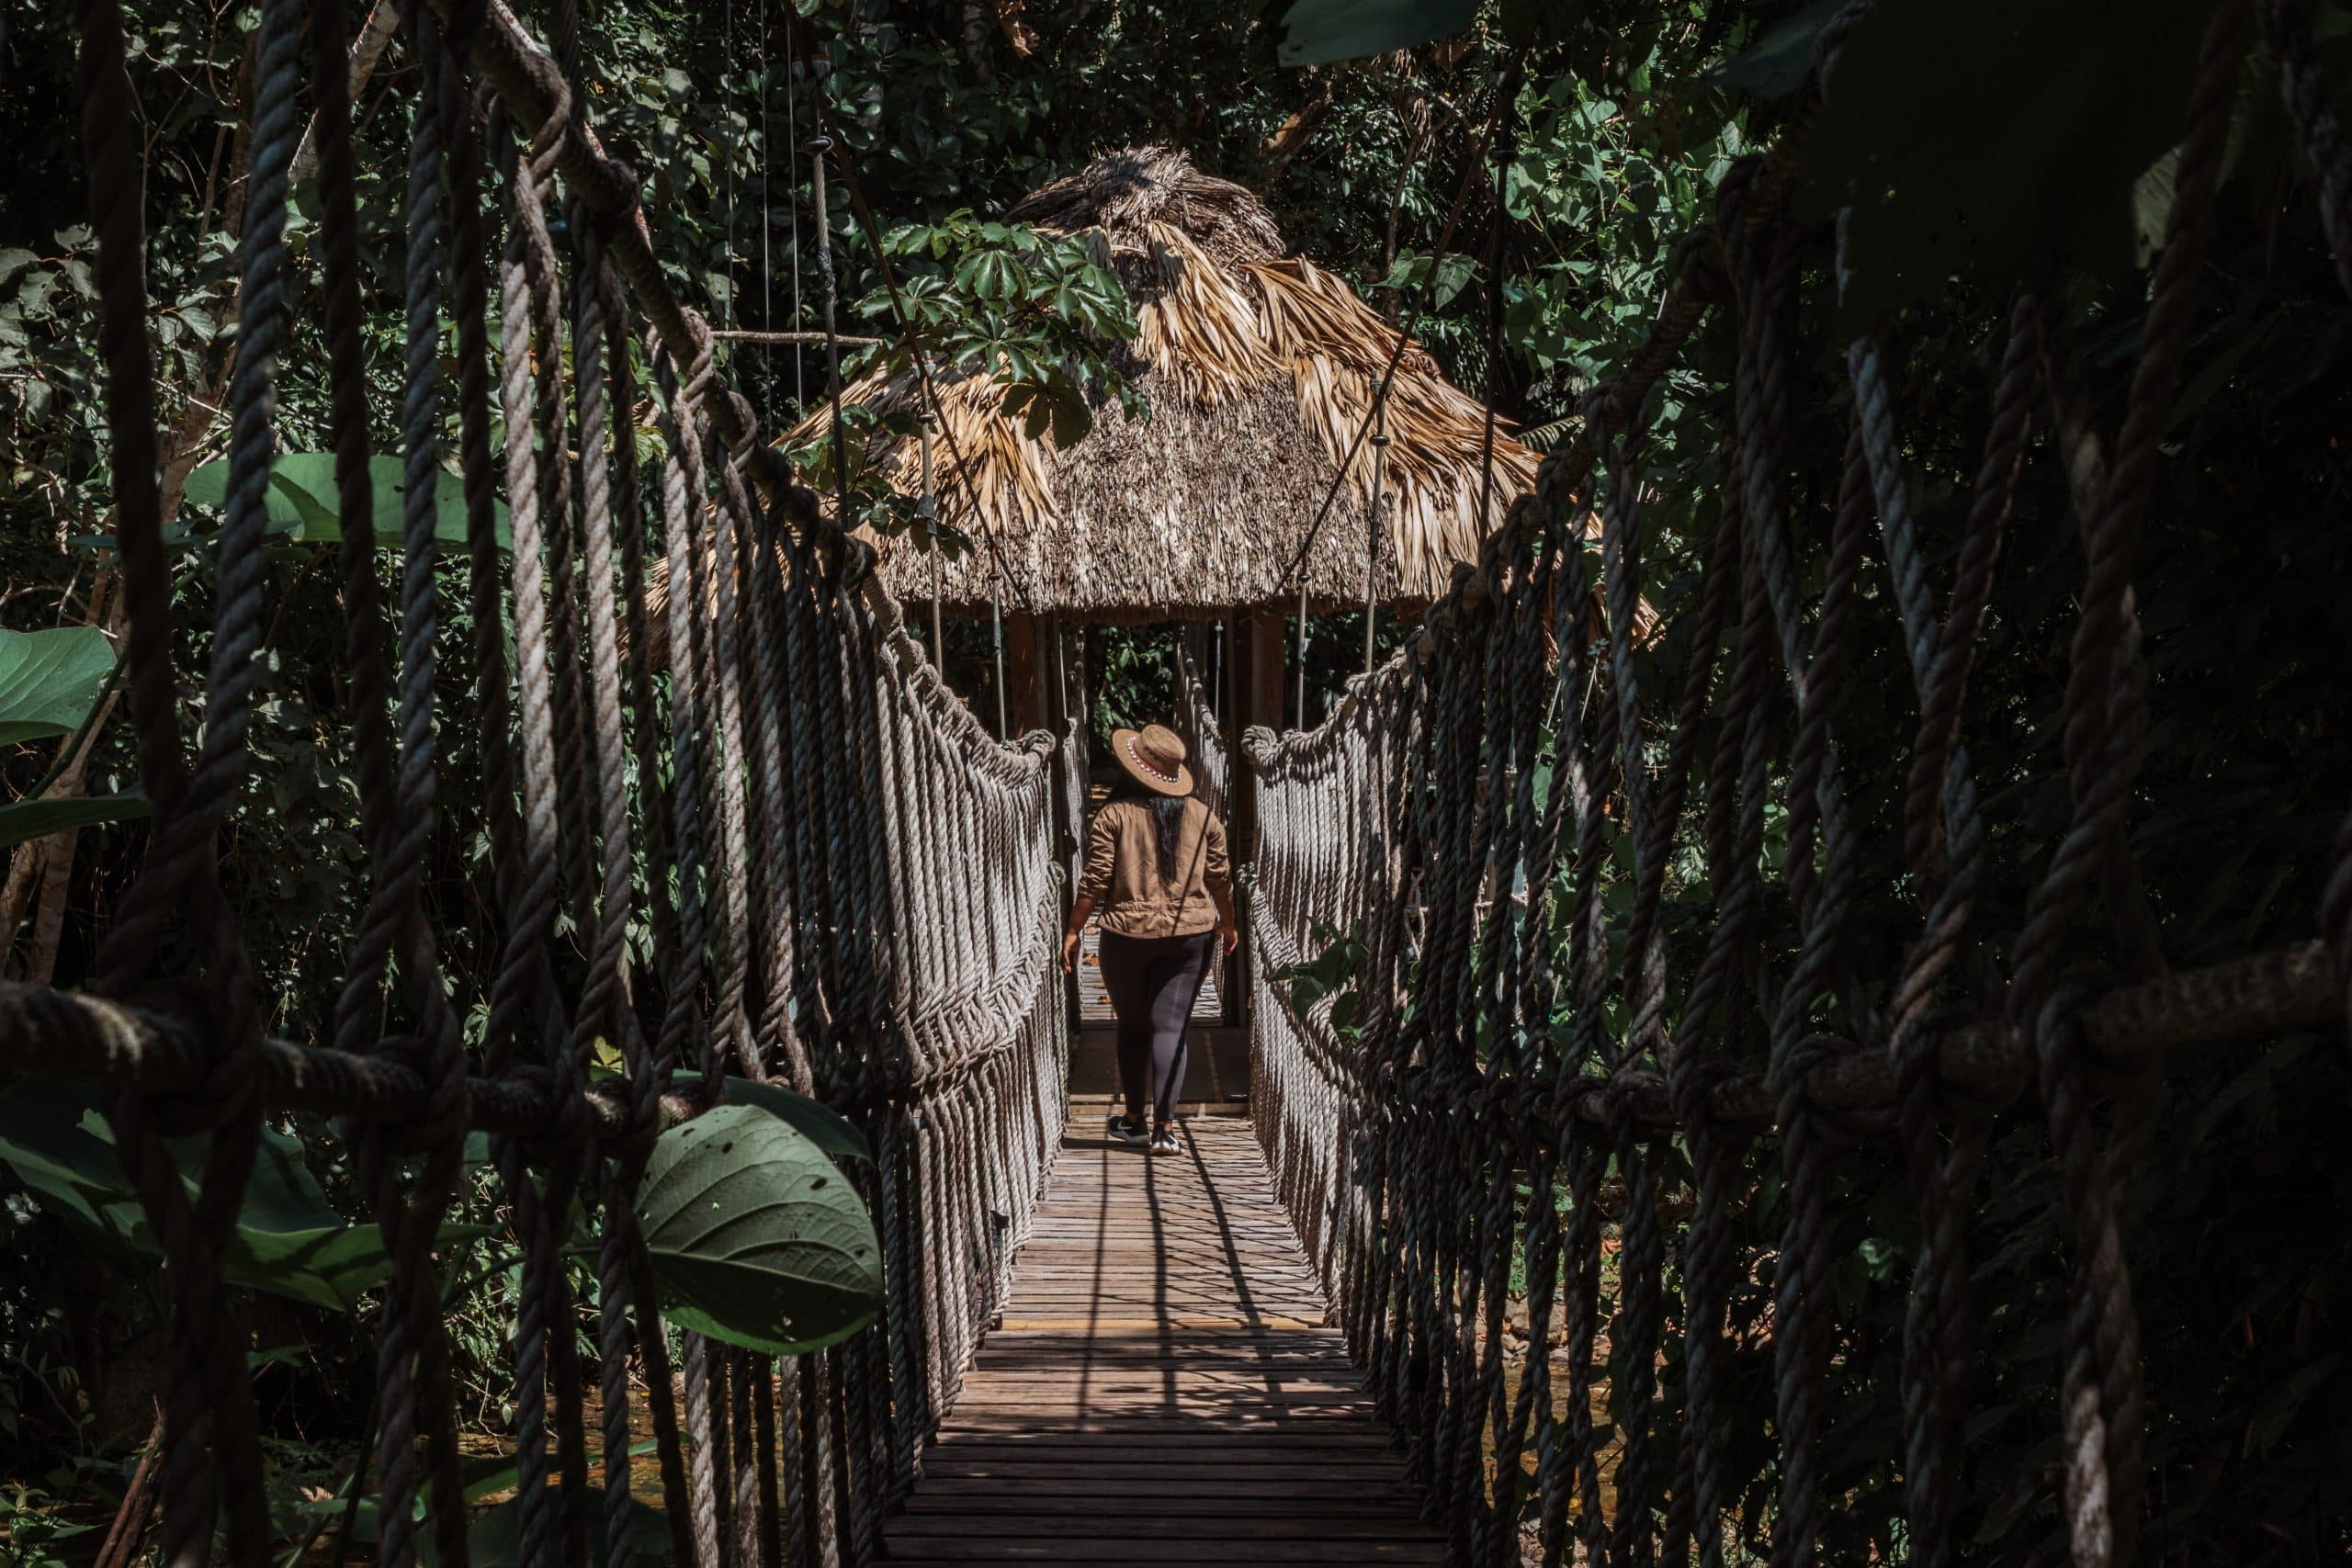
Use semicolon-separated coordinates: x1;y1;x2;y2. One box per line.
1004;611;1044;738
1242;606;1286;740
1230;604;1284;1045
1181;621;1211;714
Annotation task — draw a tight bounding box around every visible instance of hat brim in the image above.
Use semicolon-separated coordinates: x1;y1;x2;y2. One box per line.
1112;728;1194;797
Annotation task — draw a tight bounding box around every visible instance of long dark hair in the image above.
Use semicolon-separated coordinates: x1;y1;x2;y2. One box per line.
1110;775;1189;881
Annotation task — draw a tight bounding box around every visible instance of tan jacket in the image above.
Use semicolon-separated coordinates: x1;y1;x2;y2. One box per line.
1076;796;1232;938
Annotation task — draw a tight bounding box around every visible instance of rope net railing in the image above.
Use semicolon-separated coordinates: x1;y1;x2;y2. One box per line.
1173;644;1231;824
12;4;1069;1566
1238;3;2350;1564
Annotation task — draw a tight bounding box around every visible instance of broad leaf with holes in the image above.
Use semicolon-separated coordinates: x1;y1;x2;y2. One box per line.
664;1071;871;1163
637;1103;883;1355
0;626;114;747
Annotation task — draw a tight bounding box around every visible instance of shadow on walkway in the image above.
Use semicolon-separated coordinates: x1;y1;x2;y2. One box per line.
883;1118;1445;1564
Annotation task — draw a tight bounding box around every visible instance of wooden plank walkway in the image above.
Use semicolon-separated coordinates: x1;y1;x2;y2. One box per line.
884;1116;1446;1564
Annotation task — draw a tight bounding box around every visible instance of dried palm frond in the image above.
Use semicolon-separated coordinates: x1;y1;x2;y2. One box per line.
1129;223;1279;407
718;144;1636;631
1009;146;1283;267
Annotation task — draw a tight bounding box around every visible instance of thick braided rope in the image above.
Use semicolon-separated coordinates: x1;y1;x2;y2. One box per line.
1650;497;1742;1568
77;2;277;1562
676;335;760;1076
586;249;700;1568
485;100;571;1072
480;97;572;1568
347;15;475;1566
2010;9;2251;1563
649;333;714;1069
738;465;819;1089
564;212;650;1107
63;6;1087;1567
1589;399;1679;1568
1857;299;2041;1568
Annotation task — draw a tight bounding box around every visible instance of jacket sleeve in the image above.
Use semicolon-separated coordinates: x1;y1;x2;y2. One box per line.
1075;807;1116;907
1201;807;1232;904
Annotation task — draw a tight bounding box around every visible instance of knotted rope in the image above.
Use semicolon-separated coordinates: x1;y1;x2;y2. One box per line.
1231;6;2343;1566
41;6;1072;1566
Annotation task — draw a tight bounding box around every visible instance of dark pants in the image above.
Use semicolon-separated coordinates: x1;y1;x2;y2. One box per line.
1097;931;1215;1132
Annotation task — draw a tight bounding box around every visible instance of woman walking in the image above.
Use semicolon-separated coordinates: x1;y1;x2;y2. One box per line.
1061;723;1238;1155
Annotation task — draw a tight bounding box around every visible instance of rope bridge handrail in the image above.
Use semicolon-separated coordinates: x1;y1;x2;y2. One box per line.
1237;2;2352;1564
1173;641;1230;823
17;5;1072;1567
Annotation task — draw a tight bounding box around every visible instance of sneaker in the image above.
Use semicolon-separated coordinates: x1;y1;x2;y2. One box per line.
1106;1113;1149;1145
1149;1128;1180;1156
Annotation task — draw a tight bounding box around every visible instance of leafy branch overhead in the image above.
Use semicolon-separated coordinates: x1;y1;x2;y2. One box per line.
786;214;1141;553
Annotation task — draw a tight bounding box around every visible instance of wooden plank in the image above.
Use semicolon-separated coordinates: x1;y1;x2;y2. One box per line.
912;1468;1417;1490
885;1116;1441;1563
890;1514;1427;1538
883;1543;1447;1562
923;1442;1407;1460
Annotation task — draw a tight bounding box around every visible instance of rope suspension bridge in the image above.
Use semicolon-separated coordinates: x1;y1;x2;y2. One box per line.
4;2;2346;1566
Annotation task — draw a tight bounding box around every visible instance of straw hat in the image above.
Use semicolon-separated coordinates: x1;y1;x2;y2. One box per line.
1112;724;1194;797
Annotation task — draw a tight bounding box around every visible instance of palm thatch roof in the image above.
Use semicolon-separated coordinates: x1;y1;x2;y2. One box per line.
799;146;1556;619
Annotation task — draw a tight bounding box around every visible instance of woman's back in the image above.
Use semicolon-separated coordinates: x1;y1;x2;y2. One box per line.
1077;793;1228;939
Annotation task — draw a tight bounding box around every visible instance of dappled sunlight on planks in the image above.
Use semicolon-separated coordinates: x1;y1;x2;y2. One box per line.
884;1117;1444;1563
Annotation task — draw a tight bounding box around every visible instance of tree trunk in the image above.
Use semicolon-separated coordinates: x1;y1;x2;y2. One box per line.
5;569;124;980
961;0;996;84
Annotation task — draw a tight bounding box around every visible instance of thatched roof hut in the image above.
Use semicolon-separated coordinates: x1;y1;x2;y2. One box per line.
800;146;1547;620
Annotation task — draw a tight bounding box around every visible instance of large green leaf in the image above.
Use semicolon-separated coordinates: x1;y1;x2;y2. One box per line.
1276;0;1477;65
1792;0;2217;334
665;1071;871;1163
0;1078;490;1313
0;626;115;747
181;452;512;551
0;790;149;849
1711;0;1860;99
636;1103;883;1356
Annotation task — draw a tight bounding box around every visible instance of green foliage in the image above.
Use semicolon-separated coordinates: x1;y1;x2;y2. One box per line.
0;1480;94;1568
0;627;113;749
1277;0;1481;66
1086;626;1182;751
0;1079;492;1315
464;1484;671;1568
0;793;148;852
636;1104;884;1356
665;1071;873;1163
1791;0;2224;333
791;213;1141;551
288;1457;670;1568
1273;919;1372;1040
179;453;514;552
